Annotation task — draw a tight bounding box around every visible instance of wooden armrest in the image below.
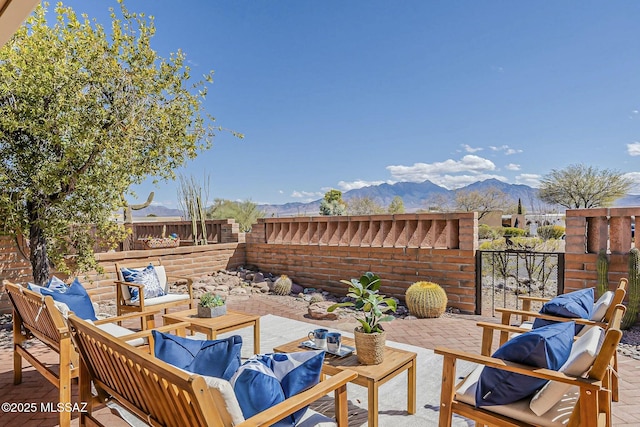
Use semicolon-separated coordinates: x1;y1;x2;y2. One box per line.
237;370;358;427
495;308;605;327
93;310;163;325
166;274;194;285
114;280;143;289
477;321;530;335
434;347;600;390
518;295;551;303
117;321;191;345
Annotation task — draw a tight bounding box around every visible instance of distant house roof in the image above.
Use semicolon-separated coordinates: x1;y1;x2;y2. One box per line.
0;0;39;47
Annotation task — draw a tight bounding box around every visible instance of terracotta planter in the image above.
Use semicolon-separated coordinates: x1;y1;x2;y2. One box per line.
354;327;386;365
197;305;227;318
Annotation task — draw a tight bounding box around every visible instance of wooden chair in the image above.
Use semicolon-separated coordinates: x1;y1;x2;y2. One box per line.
435;307;625;427
114;259;194;329
67;314;358;427
479;279;627;401
4;281;188;427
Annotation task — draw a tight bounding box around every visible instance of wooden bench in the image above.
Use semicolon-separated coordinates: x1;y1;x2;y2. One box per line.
68;314;358;427
5;280;188;427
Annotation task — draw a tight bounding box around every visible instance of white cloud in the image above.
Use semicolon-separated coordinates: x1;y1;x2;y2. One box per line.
460;144;482;153
337;179;390;191
627;142;640;156
623;172;640;194
387;155;496;182
505;163;521;171
278;190;284;194
291;190;324;200
516;174;542;188
489;145;522;155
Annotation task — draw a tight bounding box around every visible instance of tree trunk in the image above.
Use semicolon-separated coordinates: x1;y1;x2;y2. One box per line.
27;200;50;285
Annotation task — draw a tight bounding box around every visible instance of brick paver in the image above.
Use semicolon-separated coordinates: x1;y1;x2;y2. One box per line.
0;294;638;426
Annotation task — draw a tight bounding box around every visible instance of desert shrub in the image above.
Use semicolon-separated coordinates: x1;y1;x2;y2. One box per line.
479;224;502;240
501;227;526;237
538;225;565;240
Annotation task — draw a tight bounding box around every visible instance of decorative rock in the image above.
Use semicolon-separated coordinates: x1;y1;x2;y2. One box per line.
252;272;264;283
307;301;340;320
230;287;248;295
291;283;303;294
214;285;230;293
253;281;270;293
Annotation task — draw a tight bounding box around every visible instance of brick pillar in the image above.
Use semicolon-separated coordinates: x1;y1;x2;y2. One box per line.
221;220;240;243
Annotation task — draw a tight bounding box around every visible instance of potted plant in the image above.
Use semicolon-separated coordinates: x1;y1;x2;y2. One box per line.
327;272;396;364
197;292;227;318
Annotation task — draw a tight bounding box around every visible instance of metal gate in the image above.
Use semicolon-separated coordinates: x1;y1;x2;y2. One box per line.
475;250;564;316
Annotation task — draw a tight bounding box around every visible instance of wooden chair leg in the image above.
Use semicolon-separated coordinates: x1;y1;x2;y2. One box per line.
439;354;455;427
59;335;72;427
13;314;22;385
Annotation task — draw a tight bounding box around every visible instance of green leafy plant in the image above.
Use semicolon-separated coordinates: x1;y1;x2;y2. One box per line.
327;272;397;333
198;292;225;308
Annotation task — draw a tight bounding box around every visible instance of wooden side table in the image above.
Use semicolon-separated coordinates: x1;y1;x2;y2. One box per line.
163;309;261;353
274;336;417;427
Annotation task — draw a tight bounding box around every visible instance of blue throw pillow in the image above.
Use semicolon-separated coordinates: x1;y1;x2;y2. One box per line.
120;264;165;302
152;331;242;381
475;321;574;407
532;288;594;333
231;350;325;426
40;277;97;321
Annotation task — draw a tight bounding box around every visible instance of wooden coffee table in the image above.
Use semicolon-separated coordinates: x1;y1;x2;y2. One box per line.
274;335;416;427
163;309;261;353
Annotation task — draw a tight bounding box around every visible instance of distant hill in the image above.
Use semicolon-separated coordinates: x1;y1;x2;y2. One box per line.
133;179;640;218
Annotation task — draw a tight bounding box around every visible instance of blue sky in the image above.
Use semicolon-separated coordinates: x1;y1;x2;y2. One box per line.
61;1;640;208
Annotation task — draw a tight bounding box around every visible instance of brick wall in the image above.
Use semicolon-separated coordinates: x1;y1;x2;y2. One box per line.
0;241;246;313
564;207;640;293
246;213;479;314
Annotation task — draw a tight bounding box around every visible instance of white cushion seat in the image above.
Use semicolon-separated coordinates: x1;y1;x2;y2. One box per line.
94;322;147;347
124;293;189;307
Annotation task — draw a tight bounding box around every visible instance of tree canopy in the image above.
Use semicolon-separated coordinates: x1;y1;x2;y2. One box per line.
346;196;384;215
538;164;632;209
454;187;513;219
0;2;231;283
387;196;405;214
319;189;346;216
207;199;265;232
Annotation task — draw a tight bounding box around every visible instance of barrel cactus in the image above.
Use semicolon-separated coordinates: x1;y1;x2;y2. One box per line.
273;274;293;296
596;249;609;298
622;248;640;329
405;281;448;318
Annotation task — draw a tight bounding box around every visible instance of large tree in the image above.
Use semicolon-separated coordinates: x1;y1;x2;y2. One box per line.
538;164;632;209
0;2;231;284
454;187;513;219
346;196;384;215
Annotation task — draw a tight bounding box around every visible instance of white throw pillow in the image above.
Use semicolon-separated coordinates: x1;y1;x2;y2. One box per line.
529;325;605;416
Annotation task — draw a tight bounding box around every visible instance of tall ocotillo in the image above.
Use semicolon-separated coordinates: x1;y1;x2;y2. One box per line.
596;249;609;298
622;247;640;329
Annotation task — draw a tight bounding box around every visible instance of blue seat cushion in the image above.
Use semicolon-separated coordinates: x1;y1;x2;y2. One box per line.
40;277;97;321
475;321;574;407
230;350;325;426
120;264;165;302
533;288;594;333
152;332;242;381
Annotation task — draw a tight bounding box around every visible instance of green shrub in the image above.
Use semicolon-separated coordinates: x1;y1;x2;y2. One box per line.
478;224;502;240
538;225;565;240
502;227;526;237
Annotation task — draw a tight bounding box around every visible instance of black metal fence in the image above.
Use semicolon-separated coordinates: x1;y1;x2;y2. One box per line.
476;250;565;316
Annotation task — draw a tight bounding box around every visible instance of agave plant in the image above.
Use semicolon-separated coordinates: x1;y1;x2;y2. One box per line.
327;272;397;333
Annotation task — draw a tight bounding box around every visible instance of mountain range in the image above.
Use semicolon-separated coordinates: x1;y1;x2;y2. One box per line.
134;178;640;218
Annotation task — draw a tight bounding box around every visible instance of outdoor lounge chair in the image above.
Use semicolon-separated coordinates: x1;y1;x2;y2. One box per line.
435;305;625;427
4;281;188;427
478;279;627;401
114;259;194;329
67;314;357;427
